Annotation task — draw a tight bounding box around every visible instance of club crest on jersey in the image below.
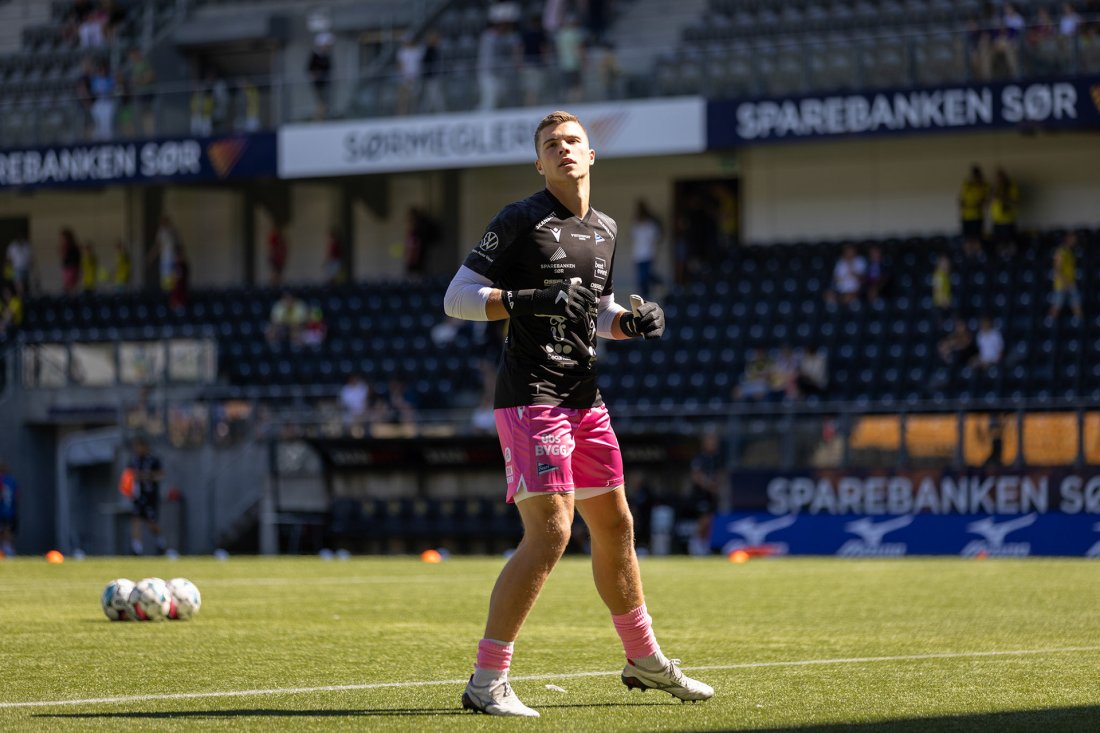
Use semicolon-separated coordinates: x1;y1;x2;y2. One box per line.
595;232;605;243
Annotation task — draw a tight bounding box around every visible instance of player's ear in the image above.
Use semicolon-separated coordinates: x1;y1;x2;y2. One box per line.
534;159;544;176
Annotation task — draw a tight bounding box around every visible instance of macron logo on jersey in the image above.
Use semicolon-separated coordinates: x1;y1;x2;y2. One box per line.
550;247;568;262
550;227;562;242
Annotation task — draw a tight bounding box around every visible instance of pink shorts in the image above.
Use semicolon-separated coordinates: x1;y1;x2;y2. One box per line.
494;405;624;504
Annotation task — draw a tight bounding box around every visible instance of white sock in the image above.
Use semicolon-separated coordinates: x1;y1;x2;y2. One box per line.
632;650;670;670
472;667;507;686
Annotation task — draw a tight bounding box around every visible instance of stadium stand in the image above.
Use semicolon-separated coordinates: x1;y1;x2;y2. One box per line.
18;226;1098;412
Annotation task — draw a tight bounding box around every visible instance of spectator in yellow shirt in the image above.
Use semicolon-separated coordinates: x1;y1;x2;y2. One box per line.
114;240;131;289
989;168;1020;257
958;165;988;242
932;254;952;323
80;241;98;292
1049;232;1083;321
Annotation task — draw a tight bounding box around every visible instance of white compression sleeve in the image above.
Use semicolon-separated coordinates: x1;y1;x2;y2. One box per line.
444;265;495;321
596;294;627;338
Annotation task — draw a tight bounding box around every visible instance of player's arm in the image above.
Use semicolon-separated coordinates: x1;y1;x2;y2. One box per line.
444;266;596;322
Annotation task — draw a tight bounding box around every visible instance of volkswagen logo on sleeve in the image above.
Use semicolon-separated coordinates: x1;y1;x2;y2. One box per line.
479;231;499;251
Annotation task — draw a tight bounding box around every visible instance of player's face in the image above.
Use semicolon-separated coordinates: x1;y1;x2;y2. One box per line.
535;121;594;184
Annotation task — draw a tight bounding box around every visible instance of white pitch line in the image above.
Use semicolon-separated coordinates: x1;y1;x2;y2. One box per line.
3;646;1099;711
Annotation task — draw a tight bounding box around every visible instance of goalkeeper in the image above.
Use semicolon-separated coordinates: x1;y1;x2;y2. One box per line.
444;110;714;718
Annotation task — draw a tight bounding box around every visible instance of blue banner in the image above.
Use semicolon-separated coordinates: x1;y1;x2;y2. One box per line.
711;511;1100;557
0;132;277;190
708;77;1100;145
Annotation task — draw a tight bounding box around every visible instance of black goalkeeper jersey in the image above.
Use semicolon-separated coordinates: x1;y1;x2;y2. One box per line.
462;189;619;409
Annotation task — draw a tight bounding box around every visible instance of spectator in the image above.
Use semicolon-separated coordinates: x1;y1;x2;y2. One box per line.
339;373;371;428
0;284;24;339
0;459;17;557
932;254;953;322
1061;2;1082;36
5;234;32;295
520;15;551;106
795;345;829;399
102;0;127;44
543;0;568;33
379;378;418;425
631;200;664;300
554;14;586;103
265;290;308;346
993;3;1025;77
733;348;770;401
980;413;1008;467
208;71;231;134
152;215;178;292
78;3;106;48
825;244;866;305
308;32;334;120
938;320;977;365
63;0;95;45
113;239;131;289
1049;232;1083;321
89;60;116;141
237;78;261;132
685;433;723;556
168;243;189;311
127;436;167;556
863;245;890;303
119;47;155;137
59;228;80;294
967;10;996;81
973;317;1004;369
267;225;288;286
323;229;346;285
477;18;521;111
768;345;798;401
396;34;425;115
404;208;439;279
989;168;1020;257
420;32;447;114
75;58;94;140
300;305;326;346
959;164;988;245
189;76;212;136
80;240;99;292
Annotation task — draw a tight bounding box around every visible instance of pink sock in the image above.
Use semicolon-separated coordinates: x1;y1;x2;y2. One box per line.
475;638;514;672
612;604;661;661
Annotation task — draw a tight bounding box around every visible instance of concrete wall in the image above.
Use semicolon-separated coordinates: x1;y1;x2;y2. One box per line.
740;131;1100;243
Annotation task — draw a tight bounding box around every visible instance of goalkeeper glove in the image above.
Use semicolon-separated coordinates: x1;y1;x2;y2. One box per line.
621;297;665;340
502;280;597;320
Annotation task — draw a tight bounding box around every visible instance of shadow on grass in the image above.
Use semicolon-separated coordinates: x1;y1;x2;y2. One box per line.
36;701;668;719
718;705;1100;733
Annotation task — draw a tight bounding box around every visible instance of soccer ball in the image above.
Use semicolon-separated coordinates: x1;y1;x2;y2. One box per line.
167;578;201;620
128;577;173;621
101;578;135;621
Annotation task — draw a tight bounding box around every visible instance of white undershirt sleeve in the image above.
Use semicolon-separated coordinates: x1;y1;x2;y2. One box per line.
444;265;495;321
597;293;627;339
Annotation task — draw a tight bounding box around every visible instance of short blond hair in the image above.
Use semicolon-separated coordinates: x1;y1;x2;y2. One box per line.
533;111;586;151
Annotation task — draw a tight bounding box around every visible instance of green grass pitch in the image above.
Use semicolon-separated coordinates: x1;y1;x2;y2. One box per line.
2;555;1100;731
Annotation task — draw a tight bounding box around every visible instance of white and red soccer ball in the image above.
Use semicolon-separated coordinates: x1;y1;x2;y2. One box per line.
128;577;174;621
167;578;201;620
101;578;136;621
